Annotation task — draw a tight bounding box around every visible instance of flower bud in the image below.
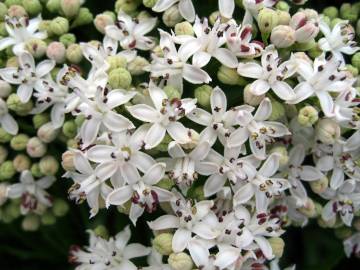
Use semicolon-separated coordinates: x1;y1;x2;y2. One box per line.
218;65;246;85
0;3;8;21
60;0;80;18
37;122;59;143
33;113;50;129
0;80;12;98
39;20;53;36
6;93;33;115
0;146;8;164
323;6;338;20
71;7;93;28
62;120;77;138
194;85;212;109
290;11;319;43
277;10;291;25
13;154;31;172
61;150;75;171
22;214;40;231
66;43;83;64
6;56;18;67
10;134;29;151
0;128;12;143
308;43;322;59
41;211;56;225
268;237;285;258
162;5;182;27
8;5;27;18
106;55;127;71
25;38;47;59
315;119;340;144
258;8;279;34
22;0;42;16
143;0;156;8
345;64;358;77
298;105;318;127
270;145;288;167
127;56;149;75
244;84;264;106
153;233;173;255
46;0;61;13
4;201;21;221
310;176;328;194
352;52;360;70
115;0;140;14
0;183;8;205
0;160;15;180
39;155;59;176
168;252;193;270
94;225;109;239
27;137;47;158
340;3;359;23
108;67;132;89
52;198;69;217
271;25;296;48
268;99;285;121
31;163;43;178
276;1;290;12
174;21;194;36
59;33;76;47
5;0;22;7
298;198;317;218
50;17;69;36
94;12;114;34
46;41;66;63
163;85;181;100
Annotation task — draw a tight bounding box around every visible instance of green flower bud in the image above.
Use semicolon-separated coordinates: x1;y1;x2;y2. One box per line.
258;8;279;34
143;0;156;8
5;0;22;7
0;183;8;205
298;105;318;127
0;160;15;180
0;128;12;143
71;8;93;28
153;233;173;255
94;13;114;34
194;85;212;109
62;120;77;138
175;21;194;36
66;43;82;64
307;43;322;59
156;177;175;190
115;0;141;14
268;99;285;121
310;176;328;194
163;85;181;100
32;113;50;129
25;38;47;59
61;150;75;171
0;146;8;164
30;163;42;178
37;122;59;143
39;20;53;36
13;154;31;172
217;65;246;86
268;237;285;258
6;93;33;115
94;225;109;239
59;33;76;47
276;1;290;12
0;3;8;21
316;118;340;144
352;52;360;70
46;0;61;13
108;67;132;89
52;198;69;217
168;252;193;270
5;200;21;220
50;17;69;36
8;5;27;18
334;226;352;240
340;3;359;23
106;55;127;71
276;10;291;25
293;40;317;51
345;64;358;77
41;211;56;225
0;22;7;36
155;134;172;152
10;134;29;151
127;56;149;75
0;80;12;98
39;155;59;176
187;185;205;201
22;0;42;16
323;6;338;20
60;0;80;18
74;114;85;127
26;137;47;158
270;145;288;167
162;5;182;27
298;198;317;218
22;214;40;231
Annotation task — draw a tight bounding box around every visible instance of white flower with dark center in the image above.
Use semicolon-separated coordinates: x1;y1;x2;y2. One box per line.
319;19;359;63
6;170;55;215
152;0;196;22
187;86;253;147
332;88;360;129
0;51;55;103
0;98;18;135
127;83;196;149
321;179;360;227
288;53;355;116
237;46;296;101
228;98;290;160
106;162;173;224
105;11;157;51
69;226;151;270
234;153;290;214
150;31;211;93
0;15;47;55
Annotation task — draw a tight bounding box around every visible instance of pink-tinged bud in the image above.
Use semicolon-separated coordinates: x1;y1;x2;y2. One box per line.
290;11;319;43
46;41;66;64
271;25;296;48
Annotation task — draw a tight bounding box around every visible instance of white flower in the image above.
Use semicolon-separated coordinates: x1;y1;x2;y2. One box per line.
237;46;296;101
127;83;196;149
319;19;359;63
332;87;360;129
106;162;173;225
344;233;360;258
69;226;151;270
0;98;18;135
6;170;55;215
105;11;157;50
0;15;47;55
234;153;290;213
228;98;290;159
0;51;55;102
153;0;196;22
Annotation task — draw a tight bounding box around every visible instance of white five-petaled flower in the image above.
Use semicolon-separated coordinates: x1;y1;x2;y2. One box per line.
105;11;157;51
0;98;18;135
228;98;291;160
127;83;196;149
6;170;55;215
237;46;296;101
106;162;173;225
152;0;196;22
0;15;47;55
69;226;151;270
332;87;360;129
0;51;55;103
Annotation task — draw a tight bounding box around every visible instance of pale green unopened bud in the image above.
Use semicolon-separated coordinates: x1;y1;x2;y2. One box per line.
308;43;322;59
52;198;69;217
71;8;93;28
187;185;205;201
31;163;43;177
258;8;279;34
13;154;31;172
270;146;288;167
22;214;40;231
0;3;8;21
50;17;69;36
352;53;360;70
334;227;352;240
47;41;66;63
194;85;212;109
74;115;85;127
59;33;76;47
316;118;340;144
115;0;141;14
271;25;295;48
175;21;194;36
33;113;50;129
94;225;109;239
217;65;246;85
298;198;317;218
5;0;22;7
41;211;56;225
106;55;127;71
340;3;359;23
168;252;193;270
94;13;114;34
323;6;338;20
37;122;59;143
298;105;318;127
277;10;291;25
269;99;285;120
156;178;175;190
310;176;328;194
268;237;285;258
6;94;33;115
0;128;12;143
0;22;7;36
27;137;47;158
143;0;156;8
0;146;8;164
61;150;75;171
293;40;316;51
109;67;132;89
22;0;42;16
5;200;21;220
62;120;77;138
209;11;229;25
162;5;182;27
60;0;80;18
346;64;358;77
127;56;149;75
163;85;181;100
8;5;27;18
153;233;173;255
39;20;53;36
155;134;172;152
46;0;61;13
66;43;82;64
39;155;59;176
276;1;290;12
25;38;47;59
0;80;12;98
10;134;29;151
244;84;264;106
0;160;15;180
0;183;8;205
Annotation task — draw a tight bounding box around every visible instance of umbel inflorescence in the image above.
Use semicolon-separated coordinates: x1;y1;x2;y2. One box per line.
1;0;360;269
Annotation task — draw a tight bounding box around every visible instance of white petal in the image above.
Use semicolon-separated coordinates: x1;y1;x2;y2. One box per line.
1;114;18;135
254;97;272;121
142;162;165;185
219;0;235;18
152;0;178;12
237;62;263;79
233;183;254;205
130;151;155;173
126;104;160;123
254;236;274;260
106;186;133;207
17;84;33;103
95;162;118;180
106;90;136;109
87;145;114;163
213;48;238;68
0;37;15;51
187;108;212;126
148;215;180;230
121;163;140;185
167;122;190;144
145;123;166;149
103;111;134;132
189;239;210;267
183;64;211;84
259;153;280;177
123;243;151;259
172;228;191;252
214;246;240;269
250;79;270;95
211;87;227;116
178;0;195;22
316;91;334;117
271;81;295;101
36;60;55;77
204;174;226;197
299;166;323;181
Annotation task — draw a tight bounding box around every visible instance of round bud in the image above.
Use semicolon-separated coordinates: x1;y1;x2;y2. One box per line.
268;237;285;258
22;0;42;16
258;8;279;34
59;33;76;47
37;122;59;143
0;3;8;21
46;41;66;63
33;113;50;129
10;134;29;151
271;25;296;48
94;225;109;239
352;53;360;70
277;10;291;25
25;38;47;59
46;0;61;13
217;65;246;85
143;0;156;8
298;198;317;218
310;176;328;194
163;85;181;100
0;80;12;98
290;11;320;43
52;198;69;217
0;160;15;181
41;211;56;225
31;163;43;178
276;1;290;12
315;119;340;144
174;21;194;36
71;7;93;28
168;253;193;270
39;155;59;176
194;85;212;109
39;20;53;36
5;0;22;7
27;137;47;158
340;3;359;23
108;68;132;89
0;145;8;164
162;5;182;27
298;105;318;127
94;13;114;34
66;43;83;64
127;56;149;76
13;154;31;172
50;17;69;36
115;0;140;13
0;128;12;143
62;120;77;138
244;84;265;106
60;0;80;18
106;55;127;71
323;6;338;20
270;145;288;167
22;214;40;231
6;93;33;115
153;233;173;255
8;5;27;18
345;64;358;77
268;99;285;121
61;150;75;171
0;183;8;206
